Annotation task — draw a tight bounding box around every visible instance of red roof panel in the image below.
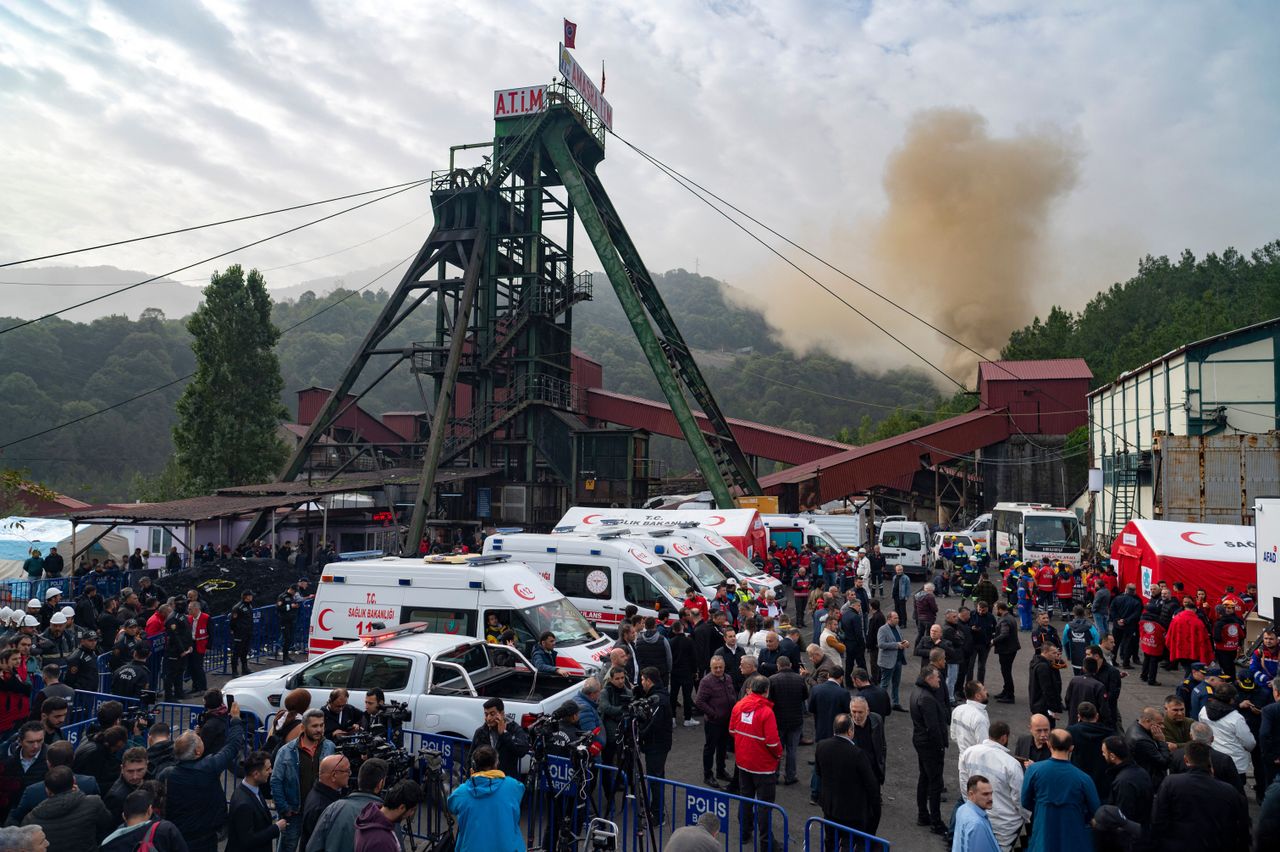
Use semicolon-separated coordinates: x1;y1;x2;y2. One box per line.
978;359;1092;382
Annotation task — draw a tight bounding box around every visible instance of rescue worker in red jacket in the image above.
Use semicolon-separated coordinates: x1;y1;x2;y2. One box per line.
1035;562;1057;612
1165;597;1212;677
1211;599;1245;675
1054;565;1075;617
684;589;710;623
1194;588;1215;628
728;675;783;847
1139;598;1167;686
1221;586;1248;615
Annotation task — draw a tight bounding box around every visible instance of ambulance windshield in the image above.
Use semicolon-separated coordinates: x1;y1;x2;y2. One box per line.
516;598;599;646
647;560;689;602
677;552;728;587
715;545;764;577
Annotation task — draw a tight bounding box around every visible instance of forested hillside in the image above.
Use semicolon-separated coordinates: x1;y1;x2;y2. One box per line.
5;240;1274;502
1003;242;1280;385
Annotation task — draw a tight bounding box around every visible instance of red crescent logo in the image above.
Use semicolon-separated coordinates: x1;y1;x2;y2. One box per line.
707;515;725;526
581;514;602;525
513;584;536;601
1180;531;1211;546
317;608;333;631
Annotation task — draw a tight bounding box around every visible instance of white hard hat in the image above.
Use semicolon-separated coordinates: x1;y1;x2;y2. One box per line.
50;612;67;625
60;606;75;618
27;598;41;609
22;614;39;628
45;587;63;600
0;607;12;622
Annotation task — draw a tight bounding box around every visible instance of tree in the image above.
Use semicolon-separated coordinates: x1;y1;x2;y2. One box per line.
0;469;58;517
173;265;288;490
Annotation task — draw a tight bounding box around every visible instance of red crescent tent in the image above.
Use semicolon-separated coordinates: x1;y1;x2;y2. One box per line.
1111;519;1257;603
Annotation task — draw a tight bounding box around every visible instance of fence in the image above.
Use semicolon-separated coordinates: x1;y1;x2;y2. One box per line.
803;816;891;852
650;775;790;852
0;570;147;608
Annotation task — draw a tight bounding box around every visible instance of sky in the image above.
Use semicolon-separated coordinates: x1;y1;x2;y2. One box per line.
1;1;1277;380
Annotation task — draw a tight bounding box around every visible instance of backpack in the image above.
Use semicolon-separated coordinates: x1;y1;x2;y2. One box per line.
134;823;160;852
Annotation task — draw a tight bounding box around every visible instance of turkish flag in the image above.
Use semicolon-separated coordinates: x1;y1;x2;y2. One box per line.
564;18;577;49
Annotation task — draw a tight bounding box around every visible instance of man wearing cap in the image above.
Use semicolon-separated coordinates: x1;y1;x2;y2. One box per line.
163;605;193;701
39;611;76;667
108;620;143;672
38;588;63;630
64;631;100;691
111;645;153;700
229;589;256;677
277;585;301;664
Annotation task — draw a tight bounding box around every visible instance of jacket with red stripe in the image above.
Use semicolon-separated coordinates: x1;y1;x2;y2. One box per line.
188;611;210;655
728;692;782;774
1166;607;1212;663
1212;614;1245;653
1055;573;1075;599
1035;566;1056;592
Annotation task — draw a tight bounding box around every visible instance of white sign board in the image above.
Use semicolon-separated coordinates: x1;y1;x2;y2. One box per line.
1256;498;1280;618
558;42;613;129
493;85;548;119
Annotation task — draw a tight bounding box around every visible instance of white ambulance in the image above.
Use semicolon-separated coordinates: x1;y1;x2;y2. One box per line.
483;530;692;631
308;553;613;674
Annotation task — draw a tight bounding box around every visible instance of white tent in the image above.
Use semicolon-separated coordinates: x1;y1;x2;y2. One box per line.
0;517;129;580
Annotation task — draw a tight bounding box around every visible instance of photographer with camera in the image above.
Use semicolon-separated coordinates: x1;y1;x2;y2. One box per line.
448;744;525;852
354;778;424;851
323;688;362;740
636;666;673;821
271;708;336;852
162;699;245;852
361;688;386;729
305;757;389;852
471;698;531;780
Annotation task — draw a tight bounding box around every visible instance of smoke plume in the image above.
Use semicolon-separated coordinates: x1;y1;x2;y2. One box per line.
724;108;1081;383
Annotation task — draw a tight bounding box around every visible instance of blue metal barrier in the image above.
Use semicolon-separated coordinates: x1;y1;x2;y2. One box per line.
650;775;790;852
803;816;890;852
61;717;96;747
70;689;139;725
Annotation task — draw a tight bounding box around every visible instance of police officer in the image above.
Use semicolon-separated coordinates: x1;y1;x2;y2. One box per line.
163;604;192;701
229;589;256;676
109;619;143;672
112;644;153;699
64;630;101;691
277;585;301;663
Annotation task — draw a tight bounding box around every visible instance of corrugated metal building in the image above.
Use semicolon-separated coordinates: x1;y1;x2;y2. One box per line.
1088;317;1280;547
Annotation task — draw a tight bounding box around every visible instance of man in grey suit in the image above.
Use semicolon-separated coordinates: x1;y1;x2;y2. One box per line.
877;611;911;710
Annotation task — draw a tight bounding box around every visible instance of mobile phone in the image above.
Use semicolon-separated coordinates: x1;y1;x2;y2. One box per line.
225;693;235;710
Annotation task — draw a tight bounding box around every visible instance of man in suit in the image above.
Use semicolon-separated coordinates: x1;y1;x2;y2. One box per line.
815;714;880;847
848;696;887;834
228;750;287;852
876;611;911;710
807;666;848;805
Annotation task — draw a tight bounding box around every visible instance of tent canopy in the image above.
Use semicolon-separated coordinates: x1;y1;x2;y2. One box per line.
0;517;130;580
1111;519;1255;602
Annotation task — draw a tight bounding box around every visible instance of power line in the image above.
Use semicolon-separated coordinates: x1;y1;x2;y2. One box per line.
615;137;968;393
0;180;430;336
0;177;430;269
0;252;415;452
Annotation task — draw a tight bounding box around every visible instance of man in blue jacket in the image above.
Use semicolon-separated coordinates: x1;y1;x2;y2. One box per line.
572;678;607;750
271;709;337;852
449;745;525;851
161;702;245;852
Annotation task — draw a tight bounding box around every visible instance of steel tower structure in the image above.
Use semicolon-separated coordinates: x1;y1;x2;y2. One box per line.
273;78;759;552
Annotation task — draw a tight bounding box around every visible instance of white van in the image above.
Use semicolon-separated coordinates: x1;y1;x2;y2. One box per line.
878;519;932;576
484;531;690;631
761;514;845;553
310;553;613;673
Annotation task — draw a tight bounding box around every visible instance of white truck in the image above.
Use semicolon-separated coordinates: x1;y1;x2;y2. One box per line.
223;628;586;739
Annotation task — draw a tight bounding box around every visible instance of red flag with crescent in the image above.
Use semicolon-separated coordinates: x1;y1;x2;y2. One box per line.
564;18;577;49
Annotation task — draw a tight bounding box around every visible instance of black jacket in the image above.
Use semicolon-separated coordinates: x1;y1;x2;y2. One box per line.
1013;734;1050;764
968;611;997;649
300;781;344;849
910;678;948;752
21;789;113;846
73;738;122;792
767;670;809;731
669;632;695;680
692;621;722;671
322;704;361;740
145;740;176;779
1064;675;1107;725
992;613;1021;655
65;645;100;691
814;736;879;830
1109;592;1142;628
227;783;281;852
1168;742;1243;794
637;684;672;753
162;718;243;843
852;683;891;721
229;601;256;641
1028;654;1065;717
840;608;866;655
163;614;191;660
714;644;746;690
104;776;142;825
1125;721;1171;788
634;630;672;682
1092;661;1122;726
469;722;531;779
1149;767;1250;852
1066;720;1114;799
1107;760;1153;827
940;623;966;662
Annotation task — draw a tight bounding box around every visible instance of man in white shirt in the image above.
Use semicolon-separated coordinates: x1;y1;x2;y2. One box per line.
856;550;871;584
958;720;1027;852
951;681;991;754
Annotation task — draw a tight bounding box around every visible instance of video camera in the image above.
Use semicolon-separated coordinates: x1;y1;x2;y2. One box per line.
334;730;418;784
124;689;159;730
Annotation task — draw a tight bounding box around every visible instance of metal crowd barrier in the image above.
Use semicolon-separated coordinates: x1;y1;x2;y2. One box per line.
648;775;790;852
803;816;890;852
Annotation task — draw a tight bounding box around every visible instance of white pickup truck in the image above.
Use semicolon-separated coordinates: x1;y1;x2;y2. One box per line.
223;625;586;739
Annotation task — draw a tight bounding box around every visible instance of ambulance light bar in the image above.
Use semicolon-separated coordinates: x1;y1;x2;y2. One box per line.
422;554;511;566
360;621;431;646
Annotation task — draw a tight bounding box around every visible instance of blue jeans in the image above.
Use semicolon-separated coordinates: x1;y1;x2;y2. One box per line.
946;663;959;699
1094;613;1109;638
880;662;903;705
278;817;301;852
781;725;801;782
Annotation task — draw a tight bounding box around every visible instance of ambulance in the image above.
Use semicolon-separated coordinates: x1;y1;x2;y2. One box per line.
308;553;613;674
554;508;784;601
484;529;695;630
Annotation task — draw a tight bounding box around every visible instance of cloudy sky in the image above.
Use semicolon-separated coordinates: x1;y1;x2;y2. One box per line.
1;1;1276;374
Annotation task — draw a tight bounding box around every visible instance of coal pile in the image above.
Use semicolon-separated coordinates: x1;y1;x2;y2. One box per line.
159;558;316;615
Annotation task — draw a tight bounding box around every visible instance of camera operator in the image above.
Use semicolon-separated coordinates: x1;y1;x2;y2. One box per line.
361;688;386;729
304;757;389;852
571;679;606;752
448;745;524;852
322;688;361;740
228;749;288;852
110;644;152;699
196;689;229;755
636;666;673;820
539;701;592;852
353;778;424;851
471;698;531;780
162;699;245;852
598;666;633;771
271;708;336;852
